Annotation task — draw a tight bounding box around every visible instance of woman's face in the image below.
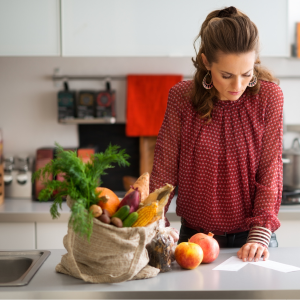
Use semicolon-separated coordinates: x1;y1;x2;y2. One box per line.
202;51;256;101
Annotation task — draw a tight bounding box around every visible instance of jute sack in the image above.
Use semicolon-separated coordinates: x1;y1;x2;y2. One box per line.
55;196;160;283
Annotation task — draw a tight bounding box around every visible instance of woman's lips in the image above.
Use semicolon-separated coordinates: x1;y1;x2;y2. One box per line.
228;91;240;95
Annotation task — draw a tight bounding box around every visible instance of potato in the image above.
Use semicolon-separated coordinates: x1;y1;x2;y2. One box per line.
97;214;110;224
111;217;123;228
89;205;102;218
102;208;112;218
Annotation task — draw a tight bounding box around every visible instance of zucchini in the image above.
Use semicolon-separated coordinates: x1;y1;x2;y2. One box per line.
112;205;130;221
123;212;139;227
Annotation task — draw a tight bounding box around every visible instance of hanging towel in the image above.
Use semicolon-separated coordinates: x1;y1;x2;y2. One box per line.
126;75;183;137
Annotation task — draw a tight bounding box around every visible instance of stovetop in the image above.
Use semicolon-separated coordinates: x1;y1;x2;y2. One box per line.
282;188;300;205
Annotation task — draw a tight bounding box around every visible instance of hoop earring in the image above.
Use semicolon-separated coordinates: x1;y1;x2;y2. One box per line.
248;74;257;87
202;71;214;89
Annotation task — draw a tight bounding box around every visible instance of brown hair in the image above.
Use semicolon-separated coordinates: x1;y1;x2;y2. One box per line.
190;6;279;122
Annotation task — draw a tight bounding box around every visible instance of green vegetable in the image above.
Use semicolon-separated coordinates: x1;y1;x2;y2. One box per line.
32;142;130;240
123;212;139;227
112;205;130;221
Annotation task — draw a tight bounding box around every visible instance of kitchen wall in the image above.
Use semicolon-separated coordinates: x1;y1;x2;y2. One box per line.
1;56;300;157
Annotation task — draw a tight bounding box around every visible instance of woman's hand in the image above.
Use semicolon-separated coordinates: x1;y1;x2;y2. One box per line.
169;227;179;243
237;243;269;262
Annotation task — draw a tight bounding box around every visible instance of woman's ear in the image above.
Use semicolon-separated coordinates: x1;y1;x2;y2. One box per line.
201;53;210;71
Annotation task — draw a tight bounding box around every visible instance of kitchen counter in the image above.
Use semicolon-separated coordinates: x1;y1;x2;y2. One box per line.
0;196;300;222
1;247;300;299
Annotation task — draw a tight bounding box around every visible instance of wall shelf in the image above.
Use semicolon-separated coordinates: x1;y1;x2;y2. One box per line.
58;117;116;124
53;74;192;81
52;74;300;82
286;125;300;132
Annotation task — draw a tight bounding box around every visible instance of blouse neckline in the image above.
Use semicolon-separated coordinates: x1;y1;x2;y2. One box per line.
214;89;248;107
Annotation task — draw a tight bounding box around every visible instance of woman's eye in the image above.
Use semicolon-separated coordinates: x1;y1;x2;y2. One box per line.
222;74;251;79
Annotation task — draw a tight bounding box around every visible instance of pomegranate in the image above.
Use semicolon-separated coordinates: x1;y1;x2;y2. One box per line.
189;232;220;263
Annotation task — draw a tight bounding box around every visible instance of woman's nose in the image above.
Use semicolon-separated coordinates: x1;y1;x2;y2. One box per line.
232;77;243;91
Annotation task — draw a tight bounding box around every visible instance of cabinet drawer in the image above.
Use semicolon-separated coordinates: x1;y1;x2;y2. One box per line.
36;222;68;250
0;222;35;250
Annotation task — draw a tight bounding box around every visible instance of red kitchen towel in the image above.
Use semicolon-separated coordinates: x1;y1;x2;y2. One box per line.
126;75;183;136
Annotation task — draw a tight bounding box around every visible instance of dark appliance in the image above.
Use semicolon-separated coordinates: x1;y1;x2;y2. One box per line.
77;91;95;118
78;124;140;191
282;189;300;205
57;81;76;120
95;81;116;118
282;137;300;204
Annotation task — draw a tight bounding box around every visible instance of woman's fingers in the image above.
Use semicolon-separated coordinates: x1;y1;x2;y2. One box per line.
237;247;242;258
239;243;251;261
237;243;269;262
262;247;270;261
254;245;264;262
247;244;259;262
241;243;255;261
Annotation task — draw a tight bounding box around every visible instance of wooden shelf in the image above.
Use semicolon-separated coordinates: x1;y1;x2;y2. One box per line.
58;117;116;124
287;125;300;132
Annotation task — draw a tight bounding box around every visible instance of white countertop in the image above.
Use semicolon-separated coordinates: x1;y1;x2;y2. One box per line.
1;248;300;299
0;195;299;222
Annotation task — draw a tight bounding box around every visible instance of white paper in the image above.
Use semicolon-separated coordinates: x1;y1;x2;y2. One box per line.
213;256;248;271
249;259;300;273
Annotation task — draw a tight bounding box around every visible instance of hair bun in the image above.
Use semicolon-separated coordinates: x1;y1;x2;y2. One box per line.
217;6;237;18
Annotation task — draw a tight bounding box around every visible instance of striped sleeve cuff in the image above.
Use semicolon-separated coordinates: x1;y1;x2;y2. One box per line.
246;226;272;247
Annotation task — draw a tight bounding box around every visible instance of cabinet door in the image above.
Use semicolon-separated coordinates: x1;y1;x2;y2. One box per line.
275;220;300;247
0;0;60;56
0;223;35;250
36;222;68;249
62;0;288;57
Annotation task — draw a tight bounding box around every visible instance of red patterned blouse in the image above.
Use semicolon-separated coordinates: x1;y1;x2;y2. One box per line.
150;80;284;238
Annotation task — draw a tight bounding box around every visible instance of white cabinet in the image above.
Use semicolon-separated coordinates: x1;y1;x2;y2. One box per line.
0;0;290;57
0;0;60;56
275;220;300;248
0;222;35;250
61;0;288;57
170;220;300;247
36;222;68;249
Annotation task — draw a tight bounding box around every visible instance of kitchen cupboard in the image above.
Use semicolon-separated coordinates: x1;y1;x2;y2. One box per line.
0;222;35;250
61;0;288;57
0;0;291;57
0;0;60;56
0;220;299;249
170;221;300;248
275;220;300;248
36;222;68;249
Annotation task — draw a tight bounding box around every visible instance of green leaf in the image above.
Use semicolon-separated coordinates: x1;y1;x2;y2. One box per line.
32;142;130;241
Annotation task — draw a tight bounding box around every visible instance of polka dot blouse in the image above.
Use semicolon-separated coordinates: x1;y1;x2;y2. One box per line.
150;80;284;234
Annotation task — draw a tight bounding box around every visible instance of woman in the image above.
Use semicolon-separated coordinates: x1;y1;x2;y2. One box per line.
149;6;283;263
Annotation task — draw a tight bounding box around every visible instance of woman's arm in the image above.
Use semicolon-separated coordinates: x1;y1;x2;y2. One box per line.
150;85;183;222
239;83;284;261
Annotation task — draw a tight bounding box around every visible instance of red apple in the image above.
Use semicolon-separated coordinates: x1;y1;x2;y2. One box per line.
174;242;203;269
189;232;220;263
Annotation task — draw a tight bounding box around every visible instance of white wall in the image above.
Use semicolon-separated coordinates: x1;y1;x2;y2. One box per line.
0;56;300;157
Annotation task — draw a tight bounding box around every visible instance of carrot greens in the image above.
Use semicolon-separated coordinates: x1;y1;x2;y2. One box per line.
32;143;130;240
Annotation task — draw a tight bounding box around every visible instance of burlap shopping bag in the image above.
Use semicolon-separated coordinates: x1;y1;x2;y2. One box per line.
55;197;160;283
